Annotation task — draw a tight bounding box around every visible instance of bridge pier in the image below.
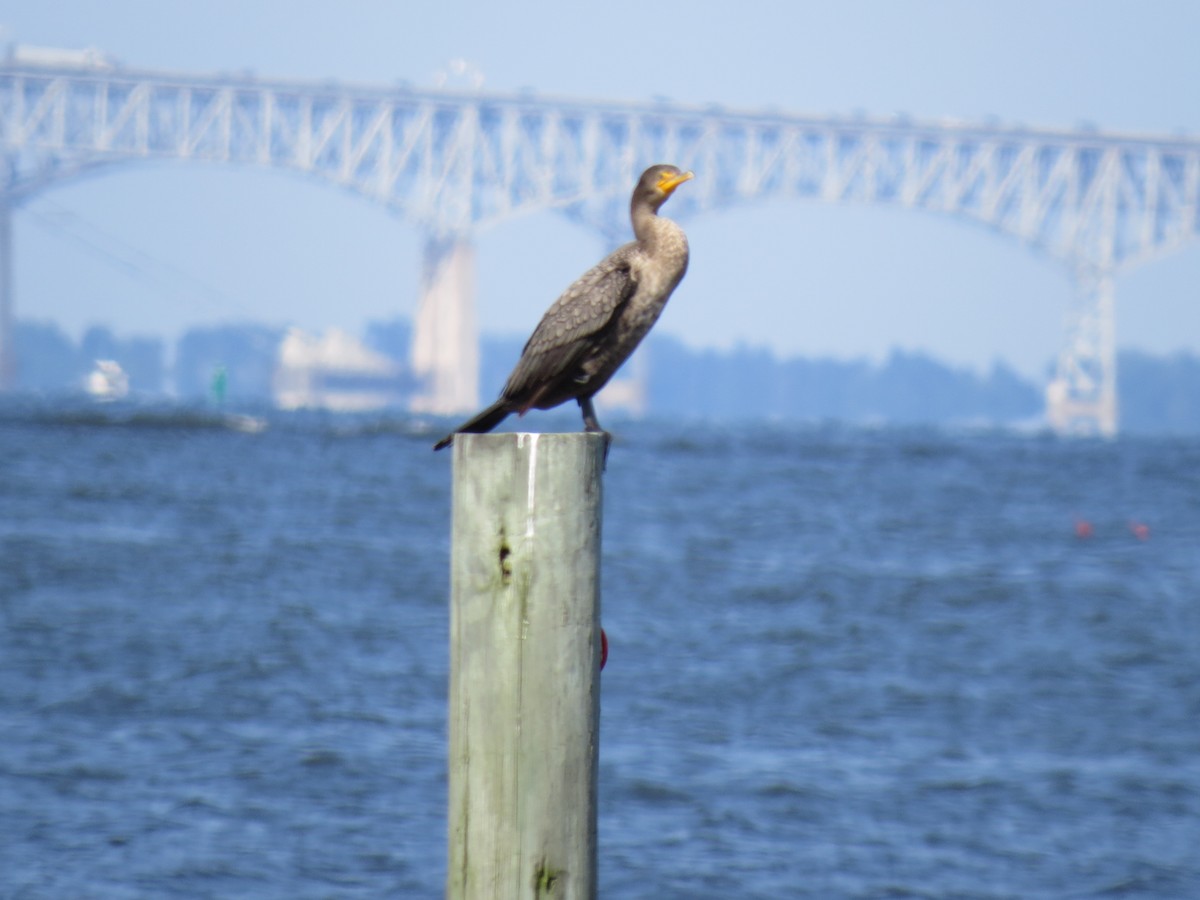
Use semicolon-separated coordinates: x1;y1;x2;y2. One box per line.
410;235;480;416
1045;270;1118;436
0;196;13;391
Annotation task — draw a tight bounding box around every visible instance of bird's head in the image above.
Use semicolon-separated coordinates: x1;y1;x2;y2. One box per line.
636;164;694;212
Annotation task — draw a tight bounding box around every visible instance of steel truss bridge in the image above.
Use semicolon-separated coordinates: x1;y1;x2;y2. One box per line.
3;54;1199;433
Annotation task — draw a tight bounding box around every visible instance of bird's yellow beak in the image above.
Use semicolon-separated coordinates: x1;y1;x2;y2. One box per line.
657;170;694;195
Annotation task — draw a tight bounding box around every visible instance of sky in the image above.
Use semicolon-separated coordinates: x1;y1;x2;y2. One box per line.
3;0;1200;380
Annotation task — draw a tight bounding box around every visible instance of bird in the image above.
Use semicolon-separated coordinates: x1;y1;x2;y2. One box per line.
433;163;693;451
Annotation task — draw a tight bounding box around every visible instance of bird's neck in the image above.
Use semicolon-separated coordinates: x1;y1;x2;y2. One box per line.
631;204;672;248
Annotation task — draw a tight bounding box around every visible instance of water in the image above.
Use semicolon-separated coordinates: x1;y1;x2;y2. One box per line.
2;399;1198;898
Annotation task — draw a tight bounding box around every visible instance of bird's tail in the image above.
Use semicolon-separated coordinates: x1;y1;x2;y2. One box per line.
432;400;512;450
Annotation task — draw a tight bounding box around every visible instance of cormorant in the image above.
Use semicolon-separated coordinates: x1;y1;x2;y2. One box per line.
433;163;693;451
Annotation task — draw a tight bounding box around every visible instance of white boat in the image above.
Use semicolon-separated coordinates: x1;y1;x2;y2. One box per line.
85;360;130;400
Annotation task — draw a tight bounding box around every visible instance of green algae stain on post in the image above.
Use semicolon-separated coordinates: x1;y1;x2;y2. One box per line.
534;860;563;897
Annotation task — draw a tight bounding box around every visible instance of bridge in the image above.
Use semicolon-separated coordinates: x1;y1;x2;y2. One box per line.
3;49;1199;434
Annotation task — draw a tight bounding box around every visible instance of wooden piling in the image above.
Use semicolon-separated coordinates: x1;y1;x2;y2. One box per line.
447;432;605;900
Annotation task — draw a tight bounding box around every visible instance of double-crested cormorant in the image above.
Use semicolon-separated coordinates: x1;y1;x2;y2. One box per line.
433;163;693;451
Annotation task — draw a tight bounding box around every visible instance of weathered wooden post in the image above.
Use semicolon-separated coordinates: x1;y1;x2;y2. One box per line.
447;432;605;899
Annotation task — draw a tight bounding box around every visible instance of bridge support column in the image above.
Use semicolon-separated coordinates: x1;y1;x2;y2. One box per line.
1045;270;1117;437
410;235;479;416
0;197;14;391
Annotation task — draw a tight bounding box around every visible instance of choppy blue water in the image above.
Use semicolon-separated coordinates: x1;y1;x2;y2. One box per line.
1;399;1198;899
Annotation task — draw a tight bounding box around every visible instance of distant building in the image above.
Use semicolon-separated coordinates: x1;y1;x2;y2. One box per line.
594;351;647;418
273;328;412;411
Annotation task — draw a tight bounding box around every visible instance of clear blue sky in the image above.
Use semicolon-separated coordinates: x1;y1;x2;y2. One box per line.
3;0;1199;379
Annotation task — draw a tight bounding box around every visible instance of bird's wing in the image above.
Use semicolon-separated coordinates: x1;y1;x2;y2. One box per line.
502;244;638;400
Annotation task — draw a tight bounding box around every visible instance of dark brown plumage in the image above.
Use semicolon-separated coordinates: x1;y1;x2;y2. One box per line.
433;163;693;451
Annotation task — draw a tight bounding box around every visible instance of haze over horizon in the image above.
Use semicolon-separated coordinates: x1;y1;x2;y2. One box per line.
3;0;1199;382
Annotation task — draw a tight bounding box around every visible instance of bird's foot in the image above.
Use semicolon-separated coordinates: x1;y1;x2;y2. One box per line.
584;423;612;466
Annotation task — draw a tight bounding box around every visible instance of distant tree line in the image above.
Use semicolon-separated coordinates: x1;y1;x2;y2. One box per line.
13;318;1200;433
640;336;1040;425
1118;350;1200;434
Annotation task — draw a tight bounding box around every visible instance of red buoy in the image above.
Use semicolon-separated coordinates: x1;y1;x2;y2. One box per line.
600;627;608;670
1074;519;1094;540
